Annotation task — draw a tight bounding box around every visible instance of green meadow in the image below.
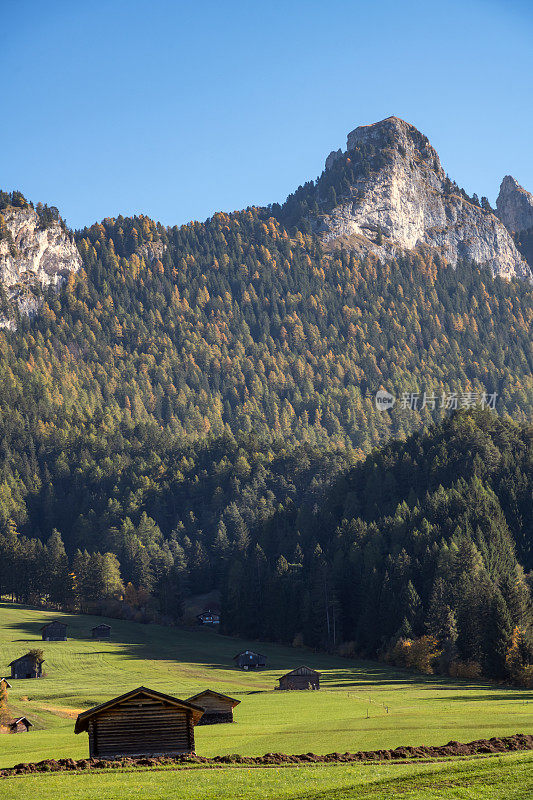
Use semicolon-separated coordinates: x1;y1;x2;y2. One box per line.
0;602;532;799
2;753;533;800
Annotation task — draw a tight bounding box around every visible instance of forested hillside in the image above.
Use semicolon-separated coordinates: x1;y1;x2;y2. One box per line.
0;192;532;681
223;411;533;682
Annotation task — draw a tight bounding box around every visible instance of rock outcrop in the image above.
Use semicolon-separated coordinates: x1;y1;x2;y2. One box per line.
317;117;532;281
136;239;167;264
496;175;533;234
0;203;81;326
325;149;343;171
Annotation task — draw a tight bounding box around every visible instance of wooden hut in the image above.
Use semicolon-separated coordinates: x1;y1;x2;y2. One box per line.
74;686;204;758
9;717;32;733
9;653;44;680
196;610;220;625
278;666;320;690
0;677;12;689
91;624;111;639
186;690;240;724
233;650;267;670
40;620;67;641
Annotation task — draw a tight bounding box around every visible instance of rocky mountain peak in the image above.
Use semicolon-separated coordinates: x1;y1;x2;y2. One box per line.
0;196;82;327
347;116;444;174
496;175;533;233
317;117;531;281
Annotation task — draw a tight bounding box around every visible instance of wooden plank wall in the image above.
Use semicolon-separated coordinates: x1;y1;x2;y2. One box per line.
90;696;194;757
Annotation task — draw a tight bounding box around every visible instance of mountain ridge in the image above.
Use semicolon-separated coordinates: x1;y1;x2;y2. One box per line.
304;116;532;281
1;116;532;329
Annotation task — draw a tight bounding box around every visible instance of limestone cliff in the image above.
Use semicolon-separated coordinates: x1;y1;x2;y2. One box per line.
496;175;533;234
0;202;81;326
317;117;531;281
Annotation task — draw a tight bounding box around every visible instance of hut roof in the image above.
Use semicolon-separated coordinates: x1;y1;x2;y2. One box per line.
91;624;111;630
11;717;32;727
186;689;241;708
232;650;266;660
280;665;321;679
8;653;45;666
74;686;204;734
0;678;12;688
40;620;66;630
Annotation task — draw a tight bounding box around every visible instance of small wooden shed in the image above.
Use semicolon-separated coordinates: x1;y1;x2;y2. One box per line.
186;690;240;724
74;686;204;759
9;653;44;679
196;610;220;625
9;717;33;733
0;677;12;689
91;624;111;639
278;666;320;690
233;650;266;670
41;620;67;641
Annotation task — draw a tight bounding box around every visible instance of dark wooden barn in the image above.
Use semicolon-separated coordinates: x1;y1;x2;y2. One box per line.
9;717;33;733
9;653;44;680
74;686;204;758
40;620;67;641
278;666;320;690
196;610;220;625
186;690;240;724
91;624;111;639
233;650;267;670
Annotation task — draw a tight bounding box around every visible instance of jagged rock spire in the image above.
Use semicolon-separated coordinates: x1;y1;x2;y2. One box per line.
496;175;533;233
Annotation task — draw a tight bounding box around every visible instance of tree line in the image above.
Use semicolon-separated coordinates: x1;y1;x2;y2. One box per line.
221;412;533;684
1;410;531;685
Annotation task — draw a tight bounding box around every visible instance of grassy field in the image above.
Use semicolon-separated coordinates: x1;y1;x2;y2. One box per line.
2;754;533;800
0;602;531;798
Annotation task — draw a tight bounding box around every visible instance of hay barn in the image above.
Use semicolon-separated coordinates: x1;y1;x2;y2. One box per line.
196;610;220;625
233;650;267;669
91;624;111;639
40;620;67;641
9;653;44;679
278;666;320;690
186;690;240;724
74;686;204;758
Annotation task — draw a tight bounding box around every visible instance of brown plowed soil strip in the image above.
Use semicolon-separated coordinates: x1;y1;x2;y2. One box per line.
1;733;532;777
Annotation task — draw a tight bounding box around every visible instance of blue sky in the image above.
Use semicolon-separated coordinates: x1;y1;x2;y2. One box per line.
1;0;532;230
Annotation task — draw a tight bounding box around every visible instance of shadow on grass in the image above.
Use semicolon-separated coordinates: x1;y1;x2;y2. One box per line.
319;669;524;697
0;602;385;678
1;602;530;700
434;693;533;702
